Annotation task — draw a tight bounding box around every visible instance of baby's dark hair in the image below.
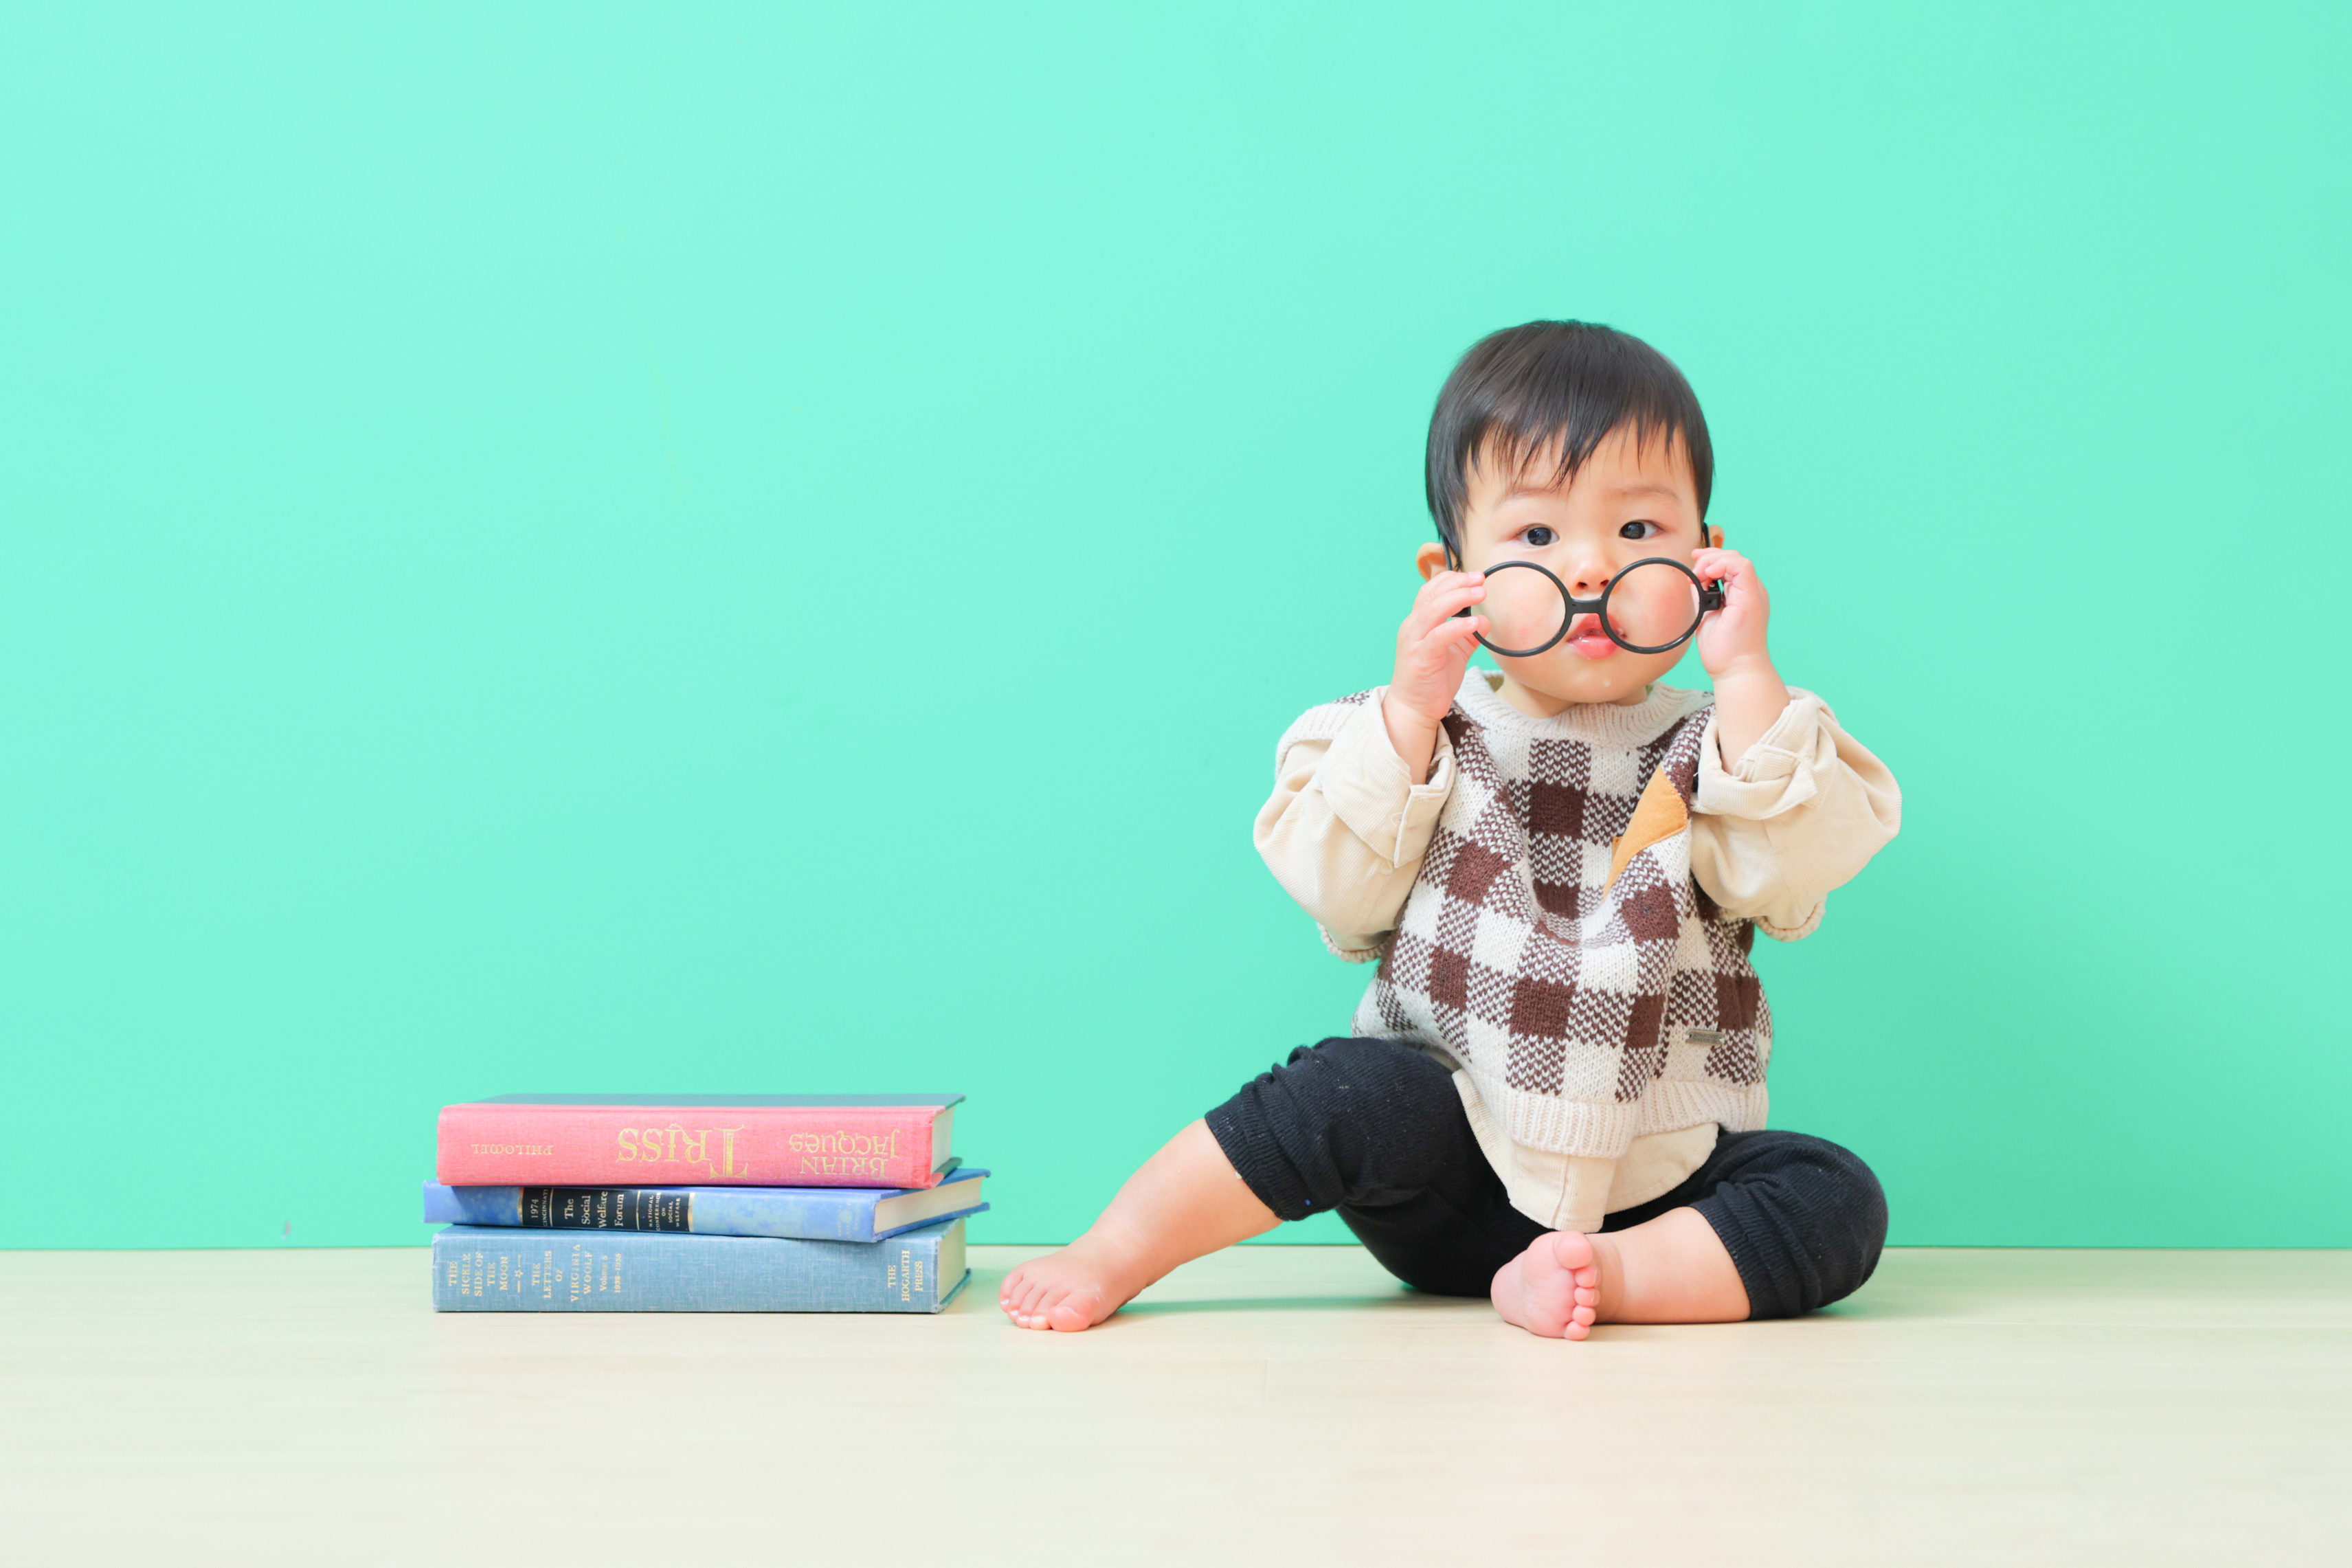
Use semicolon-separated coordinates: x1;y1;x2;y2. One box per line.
1425;321;1714;563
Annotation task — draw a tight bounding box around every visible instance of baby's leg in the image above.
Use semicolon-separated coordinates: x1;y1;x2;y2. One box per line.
1003;1037;1523;1331
1492;1130;1889;1339
998;1120;1277;1331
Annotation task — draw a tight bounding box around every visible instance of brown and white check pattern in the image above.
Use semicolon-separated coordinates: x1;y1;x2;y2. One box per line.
1286;686;1771;1161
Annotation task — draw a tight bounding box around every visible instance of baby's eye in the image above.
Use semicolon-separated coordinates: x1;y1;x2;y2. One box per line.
1619;519;1661;541
1523;526;1557;547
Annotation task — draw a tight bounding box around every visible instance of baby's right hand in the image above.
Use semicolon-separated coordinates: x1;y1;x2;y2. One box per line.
1382;570;1486;783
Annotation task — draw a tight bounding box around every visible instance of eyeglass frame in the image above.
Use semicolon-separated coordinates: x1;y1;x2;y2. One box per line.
1448;555;1727;658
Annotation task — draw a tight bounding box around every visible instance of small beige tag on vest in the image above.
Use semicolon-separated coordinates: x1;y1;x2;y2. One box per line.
1606;768;1690;890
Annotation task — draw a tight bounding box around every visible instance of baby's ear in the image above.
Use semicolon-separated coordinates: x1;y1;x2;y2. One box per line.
1707;526;1725;548
1415;541;1451;581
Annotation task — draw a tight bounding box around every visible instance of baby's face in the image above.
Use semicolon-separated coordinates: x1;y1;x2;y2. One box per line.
1447;425;1705;710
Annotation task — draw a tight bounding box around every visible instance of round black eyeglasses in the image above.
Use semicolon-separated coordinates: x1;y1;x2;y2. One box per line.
1460;557;1727;658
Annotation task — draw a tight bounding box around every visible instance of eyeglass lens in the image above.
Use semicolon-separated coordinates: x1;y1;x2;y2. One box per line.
1603;560;1705;654
1477;565;1570;656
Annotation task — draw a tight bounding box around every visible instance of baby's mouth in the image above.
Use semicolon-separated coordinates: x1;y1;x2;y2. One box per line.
1565;613;1617;659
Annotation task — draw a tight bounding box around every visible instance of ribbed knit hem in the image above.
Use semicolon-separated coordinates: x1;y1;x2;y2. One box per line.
1204;1093;1319;1223
1754;905;1824;943
1489;1077;1769;1161
1451;671;1712;750
1692;1186;1804;1320
1319;923;1385;963
1685;1132;1888;1320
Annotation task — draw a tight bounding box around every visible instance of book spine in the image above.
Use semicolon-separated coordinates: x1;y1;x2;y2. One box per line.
421;1182;522;1226
424;1182;888;1242
435;1104;941;1189
429;1220;968;1312
682;1187;882;1242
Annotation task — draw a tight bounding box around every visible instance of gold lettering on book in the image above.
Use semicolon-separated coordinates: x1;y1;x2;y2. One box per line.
795;1154;888;1178
785;1127;904;1180
612;1124;751;1177
469;1142;555;1157
785;1129;904;1157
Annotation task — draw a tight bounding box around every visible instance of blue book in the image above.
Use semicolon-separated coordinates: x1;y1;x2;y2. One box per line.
430;1217;969;1312
420;1166;987;1243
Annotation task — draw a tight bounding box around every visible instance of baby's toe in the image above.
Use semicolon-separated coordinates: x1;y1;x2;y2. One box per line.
1550;1232;1597;1272
1045;1286;1108;1332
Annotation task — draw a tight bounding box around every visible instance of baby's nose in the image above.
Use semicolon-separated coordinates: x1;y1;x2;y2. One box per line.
1567;557;1615;596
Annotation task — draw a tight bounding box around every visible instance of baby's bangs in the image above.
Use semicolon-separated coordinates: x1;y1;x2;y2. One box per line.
1477;403;1691;496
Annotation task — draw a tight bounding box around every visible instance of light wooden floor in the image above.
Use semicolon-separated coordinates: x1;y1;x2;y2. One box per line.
3;1245;2347;1567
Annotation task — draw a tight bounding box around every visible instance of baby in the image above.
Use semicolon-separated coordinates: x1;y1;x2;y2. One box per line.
1003;321;1902;1338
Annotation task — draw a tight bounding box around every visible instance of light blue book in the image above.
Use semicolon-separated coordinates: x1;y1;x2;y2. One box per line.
420;1166;986;1243
430;1216;969;1312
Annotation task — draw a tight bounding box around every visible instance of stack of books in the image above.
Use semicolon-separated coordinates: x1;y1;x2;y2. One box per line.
424;1094;983;1313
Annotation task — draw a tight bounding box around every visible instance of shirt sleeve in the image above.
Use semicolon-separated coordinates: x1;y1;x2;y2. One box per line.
1690;688;1901;941
1253;691;1457;961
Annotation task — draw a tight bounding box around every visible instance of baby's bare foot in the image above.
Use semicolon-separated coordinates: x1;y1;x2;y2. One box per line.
994;1120;1283;1332
997;1237;1141;1332
1492;1231;1608;1340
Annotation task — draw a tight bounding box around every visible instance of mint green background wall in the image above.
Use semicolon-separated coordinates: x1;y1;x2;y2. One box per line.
3;5;2346;1249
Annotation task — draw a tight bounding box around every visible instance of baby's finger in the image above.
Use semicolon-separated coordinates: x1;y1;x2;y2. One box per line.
1407;579;1488;634
1409;612;1481;658
1692;551;1754;592
1418;570;1486;609
1422;615;1488;657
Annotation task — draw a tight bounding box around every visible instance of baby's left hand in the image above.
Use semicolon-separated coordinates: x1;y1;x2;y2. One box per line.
1690;546;1771;678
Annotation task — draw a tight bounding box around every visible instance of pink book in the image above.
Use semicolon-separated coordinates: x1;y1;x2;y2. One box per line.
436;1095;963;1189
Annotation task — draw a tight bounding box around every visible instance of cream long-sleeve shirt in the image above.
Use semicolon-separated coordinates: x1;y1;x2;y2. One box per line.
1254;671;1901;1224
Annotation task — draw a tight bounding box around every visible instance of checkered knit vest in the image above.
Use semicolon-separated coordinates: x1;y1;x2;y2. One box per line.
1296;680;1771;1161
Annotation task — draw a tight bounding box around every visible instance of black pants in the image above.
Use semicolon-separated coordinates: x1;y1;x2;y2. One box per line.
1205;1037;1888;1319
